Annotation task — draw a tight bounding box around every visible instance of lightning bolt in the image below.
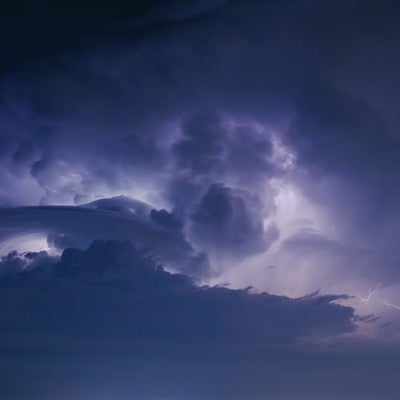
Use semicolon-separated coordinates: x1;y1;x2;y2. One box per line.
357;283;400;311
383;301;400;311
358;284;380;303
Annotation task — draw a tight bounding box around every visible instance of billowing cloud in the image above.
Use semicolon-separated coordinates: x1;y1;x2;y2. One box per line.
0;196;209;276
0;239;355;343
0;239;361;399
0;0;399;313
0;1;400;398
171;113;279;185
190;183;278;260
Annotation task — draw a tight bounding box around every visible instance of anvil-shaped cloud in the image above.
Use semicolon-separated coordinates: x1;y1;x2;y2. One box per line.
0;195;209;276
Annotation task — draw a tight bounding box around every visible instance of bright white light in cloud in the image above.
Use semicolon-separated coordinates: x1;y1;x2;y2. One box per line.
358;284;380;304
269;178;334;242
270;133;296;171
0;233;51;256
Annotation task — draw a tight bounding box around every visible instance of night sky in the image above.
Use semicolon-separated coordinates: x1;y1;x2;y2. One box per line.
0;1;400;399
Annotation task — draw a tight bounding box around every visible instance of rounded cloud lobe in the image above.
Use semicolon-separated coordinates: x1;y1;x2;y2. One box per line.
190;183;278;260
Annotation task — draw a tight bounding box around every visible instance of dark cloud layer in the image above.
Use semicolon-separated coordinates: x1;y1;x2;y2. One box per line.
0;239;355;342
0;239;361;399
1;240;399;400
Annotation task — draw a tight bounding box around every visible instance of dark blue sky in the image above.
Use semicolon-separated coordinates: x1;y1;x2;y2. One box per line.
0;1;400;399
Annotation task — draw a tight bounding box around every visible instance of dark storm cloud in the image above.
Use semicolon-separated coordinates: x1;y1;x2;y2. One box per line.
190;183;278;259
0;0;398;293
172;113;225;175
0;239;355;345
0;249;55;277
0;239;370;400
0;0;320;206
224;123;277;183
150;208;183;230
288;83;399;176
171;112;279;185
0;0;352;211
0;1;400;399
0;0;397;278
286;81;400;214
287;82;400;250
167;113;280;260
4;239;399;400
